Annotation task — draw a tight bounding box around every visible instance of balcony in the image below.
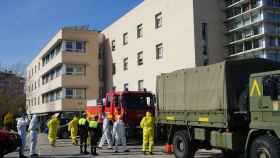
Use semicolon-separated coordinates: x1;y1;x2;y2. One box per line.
226;0;246;8
227;16;263;32
226;3;263;20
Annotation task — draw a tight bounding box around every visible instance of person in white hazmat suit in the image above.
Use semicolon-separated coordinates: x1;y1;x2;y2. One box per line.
16;114;29;158
98;114;113;149
112;115;129;152
28;114;39;157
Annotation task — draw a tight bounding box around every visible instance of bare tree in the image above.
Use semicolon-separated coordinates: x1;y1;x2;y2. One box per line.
0;60;26;118
8;61;27;77
0;60;27;77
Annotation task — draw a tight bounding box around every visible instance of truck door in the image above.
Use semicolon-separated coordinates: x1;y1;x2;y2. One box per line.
113;95;121;117
105;95;112;114
260;75;280;122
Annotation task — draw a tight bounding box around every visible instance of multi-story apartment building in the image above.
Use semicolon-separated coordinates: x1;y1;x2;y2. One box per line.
26;27;102;114
226;0;280;60
102;0;227;92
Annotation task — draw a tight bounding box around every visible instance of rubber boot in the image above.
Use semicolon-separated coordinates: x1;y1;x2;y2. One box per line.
84;145;89;154
91;147;94;155
93;147;98;155
80;145;83;154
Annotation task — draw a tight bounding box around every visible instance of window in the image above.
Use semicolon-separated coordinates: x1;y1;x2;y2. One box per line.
75;89;85;99
138;80;144;91
99;65;103;81
56;90;61;100
42;88;63;103
112;40;116;51
155;12;162;29
64;88;86;99
123;57;128;71
156;43;163;59
64;41;85;52
202;23;208;41
66;66;74;75
38;96;40;105
66;41;73;51
65;64;85;75
42;41;62;67
137;24;143;38
202;46;208;55
55;67;61;77
245;41;252;50
124;83;129;90
42;65;62;85
137;51;143;65
75;65;84;75
65;88;74;99
123;33;128;45
263;75;280;100
112;63;116;75
76;41;83;50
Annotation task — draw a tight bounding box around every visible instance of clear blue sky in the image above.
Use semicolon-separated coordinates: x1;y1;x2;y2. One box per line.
0;0;143;66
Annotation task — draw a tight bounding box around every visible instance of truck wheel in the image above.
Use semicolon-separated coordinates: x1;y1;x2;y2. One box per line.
250;135;280;158
173;130;195;158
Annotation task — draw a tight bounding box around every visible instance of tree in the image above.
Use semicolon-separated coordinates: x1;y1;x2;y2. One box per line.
0;61;26;121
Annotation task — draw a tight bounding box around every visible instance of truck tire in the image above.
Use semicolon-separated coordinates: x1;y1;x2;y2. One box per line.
173;130;195;158
249;135;280;158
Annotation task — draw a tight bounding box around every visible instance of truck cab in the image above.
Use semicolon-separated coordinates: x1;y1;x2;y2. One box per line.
249;71;280;136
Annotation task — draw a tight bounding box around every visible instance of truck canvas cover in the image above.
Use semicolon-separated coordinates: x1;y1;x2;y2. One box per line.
157;59;280;112
157;61;225;111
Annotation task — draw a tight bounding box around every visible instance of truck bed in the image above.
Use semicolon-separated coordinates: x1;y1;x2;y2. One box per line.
157;59;280;128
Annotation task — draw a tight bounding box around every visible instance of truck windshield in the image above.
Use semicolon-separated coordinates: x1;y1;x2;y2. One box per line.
122;93;153;109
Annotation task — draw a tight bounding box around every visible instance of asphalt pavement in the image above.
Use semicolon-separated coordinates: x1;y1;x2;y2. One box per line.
5;134;223;158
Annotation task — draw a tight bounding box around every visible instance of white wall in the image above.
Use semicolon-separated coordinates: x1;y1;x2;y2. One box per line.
102;0;197;92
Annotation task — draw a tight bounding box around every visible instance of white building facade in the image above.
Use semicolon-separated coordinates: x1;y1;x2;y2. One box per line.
102;0;226;92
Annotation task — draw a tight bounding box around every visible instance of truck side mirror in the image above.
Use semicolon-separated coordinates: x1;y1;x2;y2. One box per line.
146;97;151;106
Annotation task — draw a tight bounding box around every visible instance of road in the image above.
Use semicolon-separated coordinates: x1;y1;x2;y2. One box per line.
5;134;223;158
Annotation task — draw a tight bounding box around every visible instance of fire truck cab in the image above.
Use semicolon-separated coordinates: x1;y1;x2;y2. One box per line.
86;89;155;127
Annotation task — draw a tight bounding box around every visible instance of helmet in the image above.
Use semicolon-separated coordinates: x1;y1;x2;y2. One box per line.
83;112;87;117
146;112;152;117
107;114;113;120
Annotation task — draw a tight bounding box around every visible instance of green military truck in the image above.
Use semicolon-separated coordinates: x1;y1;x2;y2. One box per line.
156;59;280;158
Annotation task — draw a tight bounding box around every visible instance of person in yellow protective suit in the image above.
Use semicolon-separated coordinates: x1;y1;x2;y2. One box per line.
48;114;60;146
140;111;155;155
68;116;79;145
3;112;14;131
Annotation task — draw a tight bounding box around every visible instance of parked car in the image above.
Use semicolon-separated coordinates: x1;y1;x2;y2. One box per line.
0;129;20;158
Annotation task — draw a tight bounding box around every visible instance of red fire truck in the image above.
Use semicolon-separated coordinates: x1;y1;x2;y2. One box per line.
86;89;155;128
